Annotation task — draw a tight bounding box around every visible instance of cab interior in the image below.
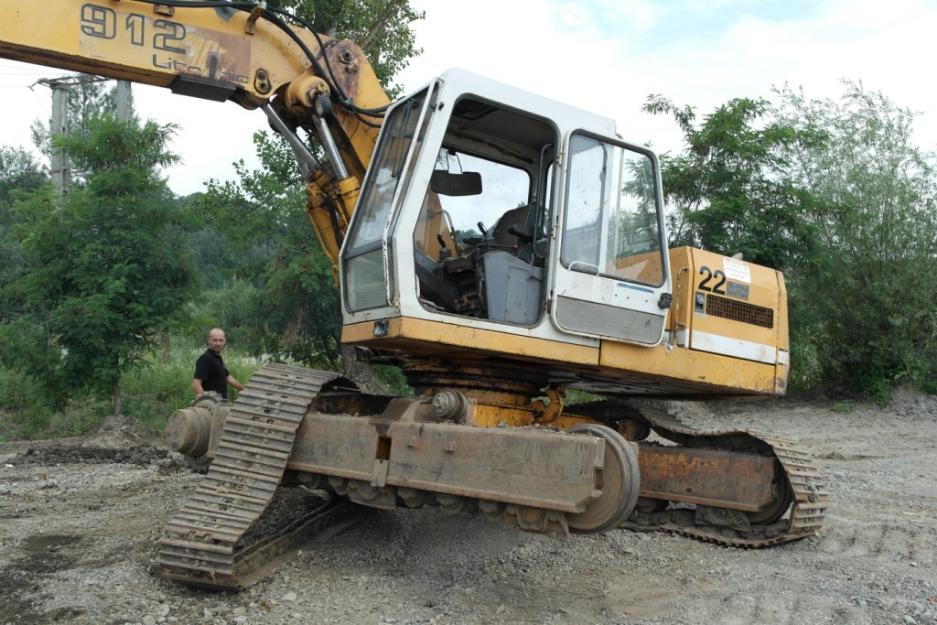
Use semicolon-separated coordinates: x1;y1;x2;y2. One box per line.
412;96;557;326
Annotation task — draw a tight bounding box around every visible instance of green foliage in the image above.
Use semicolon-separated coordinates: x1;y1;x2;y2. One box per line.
645;95;822;271
0;319;66;407
776;84;937;396
650;83;937;396
8;117;195;410
0;367;48;418
371;363;412;396
0;146;47;208
829;401;855;414
182;224;241;284
260;217;342;367
0;366;107;442
183;280;264;350
0;147;47;320
200;132;341;368
0;341;262;441
30;77;119;158
565;389;603;405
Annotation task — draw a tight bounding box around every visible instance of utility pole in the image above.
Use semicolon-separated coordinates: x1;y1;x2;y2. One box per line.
35;74;110;197
115;80;133;121
46;78;71;195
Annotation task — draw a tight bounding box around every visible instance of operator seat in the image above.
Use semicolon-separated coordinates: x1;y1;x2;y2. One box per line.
491;204;530;249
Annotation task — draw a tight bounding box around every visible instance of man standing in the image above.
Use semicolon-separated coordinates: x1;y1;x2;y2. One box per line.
193;328;245;399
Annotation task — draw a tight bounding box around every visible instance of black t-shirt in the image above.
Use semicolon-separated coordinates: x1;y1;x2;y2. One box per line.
194;349;230;399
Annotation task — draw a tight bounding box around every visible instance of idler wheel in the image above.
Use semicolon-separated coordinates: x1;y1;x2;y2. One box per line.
746;475;794;525
567;424;641;534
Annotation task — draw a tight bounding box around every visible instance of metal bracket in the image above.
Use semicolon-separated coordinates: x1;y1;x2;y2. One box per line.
532;388;565;424
245;3;266;35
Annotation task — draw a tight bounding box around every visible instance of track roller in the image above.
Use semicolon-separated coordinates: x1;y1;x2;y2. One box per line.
567;424;641;534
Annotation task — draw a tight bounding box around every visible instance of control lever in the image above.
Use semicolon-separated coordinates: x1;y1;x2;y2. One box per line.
477;221;488;237
436;234;451;260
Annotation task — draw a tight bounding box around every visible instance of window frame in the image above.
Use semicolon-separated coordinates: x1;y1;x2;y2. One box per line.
342;87;434;312
559;129;668;289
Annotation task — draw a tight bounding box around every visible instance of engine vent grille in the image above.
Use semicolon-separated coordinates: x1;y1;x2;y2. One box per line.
705;294;774;328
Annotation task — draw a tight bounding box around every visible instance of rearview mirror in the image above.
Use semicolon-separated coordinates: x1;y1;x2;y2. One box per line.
430;171;482;196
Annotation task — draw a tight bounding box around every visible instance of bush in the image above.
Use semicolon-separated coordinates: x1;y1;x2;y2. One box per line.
0;339;265;441
0;366;53;440
0;366;108;441
371;364;412;396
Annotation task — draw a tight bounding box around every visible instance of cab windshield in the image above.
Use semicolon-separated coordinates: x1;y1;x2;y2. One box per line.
343;89;431;311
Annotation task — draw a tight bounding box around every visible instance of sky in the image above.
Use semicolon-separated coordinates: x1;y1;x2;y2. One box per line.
1;0;935;195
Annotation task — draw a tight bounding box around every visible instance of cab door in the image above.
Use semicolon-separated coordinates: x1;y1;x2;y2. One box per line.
550;131;671;345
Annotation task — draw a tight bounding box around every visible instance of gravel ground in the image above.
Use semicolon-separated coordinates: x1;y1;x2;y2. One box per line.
1;390;936;625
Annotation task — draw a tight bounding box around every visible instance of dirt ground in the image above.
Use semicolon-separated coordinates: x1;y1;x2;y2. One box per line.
1;391;936;625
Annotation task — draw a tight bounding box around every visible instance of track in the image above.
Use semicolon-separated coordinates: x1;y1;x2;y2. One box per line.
157;364;366;589
623;406;829;547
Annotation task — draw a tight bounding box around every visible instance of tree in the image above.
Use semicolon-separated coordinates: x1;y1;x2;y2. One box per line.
0;147;46;207
0;147;47;319
11;117;195;414
644;95;822;272
30;76;116;159
774;84;937;395
199;131;341;367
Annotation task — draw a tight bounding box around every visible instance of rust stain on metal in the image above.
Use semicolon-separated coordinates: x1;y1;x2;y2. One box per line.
638;445;776;512
325;40;362;101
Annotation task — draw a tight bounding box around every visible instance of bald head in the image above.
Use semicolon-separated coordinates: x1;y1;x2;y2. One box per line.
207;328;227;353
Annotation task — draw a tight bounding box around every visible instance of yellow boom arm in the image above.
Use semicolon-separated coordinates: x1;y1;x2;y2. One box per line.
0;0;391;267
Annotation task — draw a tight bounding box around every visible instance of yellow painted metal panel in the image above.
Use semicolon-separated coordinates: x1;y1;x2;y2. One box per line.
774;272;790;393
688;249;781;347
665;247;695;333
342;318;600;366
775;273;790;352
2;1;269;91
466;404;599;430
343;315;776;394
599;340;778;394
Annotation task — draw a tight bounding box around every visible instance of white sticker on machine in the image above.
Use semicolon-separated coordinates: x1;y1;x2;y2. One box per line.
723;258;751;284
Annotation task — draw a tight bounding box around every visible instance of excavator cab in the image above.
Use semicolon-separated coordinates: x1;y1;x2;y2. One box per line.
340;69;672;350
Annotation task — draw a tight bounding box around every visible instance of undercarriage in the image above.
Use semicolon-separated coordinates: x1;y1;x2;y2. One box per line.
159;363;828;589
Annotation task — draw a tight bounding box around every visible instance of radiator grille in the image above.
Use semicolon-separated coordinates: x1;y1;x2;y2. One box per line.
705;294;774;328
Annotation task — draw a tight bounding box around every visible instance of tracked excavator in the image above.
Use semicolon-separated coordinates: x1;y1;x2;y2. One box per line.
0;0;828;589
